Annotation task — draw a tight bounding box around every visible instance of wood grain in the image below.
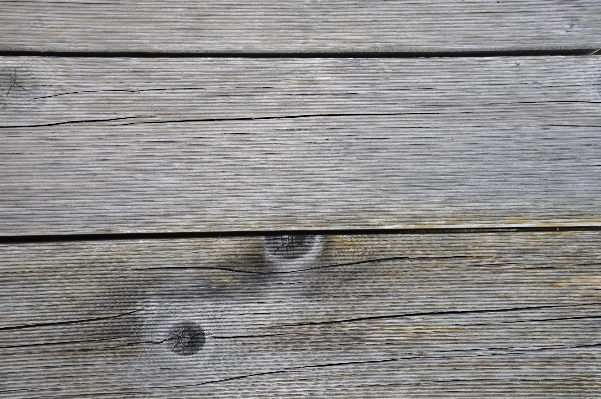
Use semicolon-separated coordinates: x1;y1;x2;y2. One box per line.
0;1;600;53
1;56;601;234
1;231;600;397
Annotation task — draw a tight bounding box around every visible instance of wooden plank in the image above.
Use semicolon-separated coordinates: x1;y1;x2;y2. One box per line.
1;231;600;397
0;1;600;53
1;56;601;234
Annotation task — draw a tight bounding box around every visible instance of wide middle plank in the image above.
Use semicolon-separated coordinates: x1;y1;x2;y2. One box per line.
1;57;601;234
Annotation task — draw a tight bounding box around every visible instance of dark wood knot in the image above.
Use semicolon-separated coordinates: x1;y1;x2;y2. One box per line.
165;321;205;355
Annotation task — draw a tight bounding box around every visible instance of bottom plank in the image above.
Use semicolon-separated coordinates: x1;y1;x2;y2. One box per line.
1;232;600;397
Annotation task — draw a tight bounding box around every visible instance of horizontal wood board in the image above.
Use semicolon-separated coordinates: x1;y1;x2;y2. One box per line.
0;1;600;53
1;231;600;397
1;56;601;234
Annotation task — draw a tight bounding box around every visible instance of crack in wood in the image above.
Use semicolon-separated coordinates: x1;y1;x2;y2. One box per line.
0;336;129;350
281;303;601;327
0;116;137;129
139;255;489;274
140;343;601;389
31;87;207;100
0;309;142;331
113;111;442;127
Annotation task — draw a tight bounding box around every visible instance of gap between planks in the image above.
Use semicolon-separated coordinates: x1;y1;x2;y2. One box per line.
1;224;601;244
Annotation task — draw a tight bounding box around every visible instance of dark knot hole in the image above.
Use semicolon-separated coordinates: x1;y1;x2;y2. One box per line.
165;321;205;355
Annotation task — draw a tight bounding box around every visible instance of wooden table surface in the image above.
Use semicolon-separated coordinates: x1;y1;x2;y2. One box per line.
1;1;601;397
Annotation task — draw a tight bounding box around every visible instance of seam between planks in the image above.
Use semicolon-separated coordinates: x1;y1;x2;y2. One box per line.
0;49;597;59
1;225;601;244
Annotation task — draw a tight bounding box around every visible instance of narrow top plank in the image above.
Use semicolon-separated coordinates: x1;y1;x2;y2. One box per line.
0;1;600;53
1;56;600;234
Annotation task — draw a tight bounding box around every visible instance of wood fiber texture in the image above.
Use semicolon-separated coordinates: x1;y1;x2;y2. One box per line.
1;232;600;397
0;1;600;53
2;1;600;396
1;57;601;234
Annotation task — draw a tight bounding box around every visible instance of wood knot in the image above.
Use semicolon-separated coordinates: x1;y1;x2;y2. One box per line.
263;235;324;263
165;321;205;356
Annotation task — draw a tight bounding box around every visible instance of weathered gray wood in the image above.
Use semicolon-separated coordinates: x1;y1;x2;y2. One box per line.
1;232;600;397
0;1;600;53
1;56;601;234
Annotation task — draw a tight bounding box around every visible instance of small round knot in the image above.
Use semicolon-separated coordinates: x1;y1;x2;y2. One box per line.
165;321;205;355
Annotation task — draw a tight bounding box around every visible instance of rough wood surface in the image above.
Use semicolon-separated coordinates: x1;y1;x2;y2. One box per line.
1;231;600;397
0;1;600;53
1;56;600;234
